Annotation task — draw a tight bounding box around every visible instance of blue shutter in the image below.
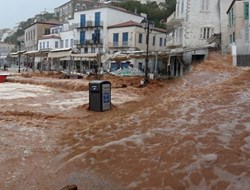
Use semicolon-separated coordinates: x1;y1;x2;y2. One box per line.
80;31;85;44
122;32;128;42
122;32;128;46
94;30;100;43
113;33;119;47
244;2;249;20
113;33;118;42
80;14;86;27
95;12;101;26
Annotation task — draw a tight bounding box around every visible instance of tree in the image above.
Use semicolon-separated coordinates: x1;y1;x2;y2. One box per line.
111;0;176;28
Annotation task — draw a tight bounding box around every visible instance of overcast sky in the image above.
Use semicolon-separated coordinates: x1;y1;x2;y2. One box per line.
0;0;68;29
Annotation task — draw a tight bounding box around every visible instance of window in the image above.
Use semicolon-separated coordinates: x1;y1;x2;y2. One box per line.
91;47;95;53
80;31;85;44
159;38;163;46
244;2;249;20
65;39;69;48
230;33;235;44
43;42;45;49
60;40;64;48
33;29;35;39
80;14;86;27
45;29;50;35
228;7;235;27
122;32;128;46
138;33;142;43
55;41;59;48
95;12;101;26
152;36;155;46
230;32;235;43
84;47;88;53
201;0;209;11
181;0;184;13
92;30;100;44
200;27;214;39
47;41;49;48
39;42;42;50
70;39;74;47
76;3;80;11
113;33;119;47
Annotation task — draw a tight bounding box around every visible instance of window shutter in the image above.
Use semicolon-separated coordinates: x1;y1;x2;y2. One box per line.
244;2;249;20
201;0;205;10
206;0;209;11
200;28;203;39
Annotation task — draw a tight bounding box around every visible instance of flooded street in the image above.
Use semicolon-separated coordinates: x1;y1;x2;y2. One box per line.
0;52;250;190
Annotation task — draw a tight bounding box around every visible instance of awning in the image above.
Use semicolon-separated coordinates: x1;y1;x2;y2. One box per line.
71;53;97;59
48;49;72;58
0;55;7;59
23;50;40;56
10;50;26;58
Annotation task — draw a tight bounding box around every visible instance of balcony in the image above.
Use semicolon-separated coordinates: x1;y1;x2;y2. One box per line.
166;11;185;30
165;31;182;48
108;41;130;50
76;21;104;30
76;39;103;48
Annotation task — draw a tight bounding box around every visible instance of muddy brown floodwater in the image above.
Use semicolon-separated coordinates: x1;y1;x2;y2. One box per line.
0;51;250;190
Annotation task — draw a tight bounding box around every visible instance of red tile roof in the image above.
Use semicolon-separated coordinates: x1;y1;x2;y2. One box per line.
108;20;141;28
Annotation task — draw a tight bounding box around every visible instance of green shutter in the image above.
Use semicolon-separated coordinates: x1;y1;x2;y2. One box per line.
244;2;249;20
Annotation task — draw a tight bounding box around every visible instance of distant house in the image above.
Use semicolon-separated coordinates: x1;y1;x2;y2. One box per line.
166;0;224;63
107;20;167;72
24;21;61;51
71;5;144;54
38;25;63;51
226;0;250;66
107;20;166;53
54;0;99;22
0;42;15;55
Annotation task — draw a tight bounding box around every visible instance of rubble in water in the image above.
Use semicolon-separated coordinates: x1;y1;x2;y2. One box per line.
0;51;250;190
110;66;145;77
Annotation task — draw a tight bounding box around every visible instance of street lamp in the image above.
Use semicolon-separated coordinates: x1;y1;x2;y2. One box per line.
141;17;154;85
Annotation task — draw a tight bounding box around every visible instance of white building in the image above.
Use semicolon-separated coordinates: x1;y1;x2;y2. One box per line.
226;0;250;66
71;5;144;54
37;5;169;73
106;20;167;72
220;0;235;53
107;20;166;53
38;25;75;51
166;0;222;63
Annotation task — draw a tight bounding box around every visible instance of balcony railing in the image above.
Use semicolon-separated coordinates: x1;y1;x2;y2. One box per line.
122;41;128;47
108;41;131;49
77;21;104;29
165;33;182;48
166;11;185;30
75;39;103;47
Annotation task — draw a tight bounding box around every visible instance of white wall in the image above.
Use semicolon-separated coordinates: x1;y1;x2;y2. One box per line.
38;38;60;50
107;26;167;52
184;0;220;48
60;30;75;49
73;7;143;52
220;0;234;53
